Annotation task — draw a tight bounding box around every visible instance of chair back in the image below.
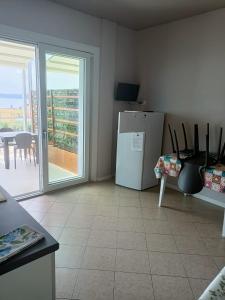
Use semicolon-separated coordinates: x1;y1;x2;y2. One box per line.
15;133;32;149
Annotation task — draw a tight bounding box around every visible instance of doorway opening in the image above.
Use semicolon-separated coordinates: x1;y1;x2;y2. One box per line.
0;38;90;198
0;40;40;197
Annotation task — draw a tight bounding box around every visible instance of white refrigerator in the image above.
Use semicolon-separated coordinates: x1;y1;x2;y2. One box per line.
115;111;164;190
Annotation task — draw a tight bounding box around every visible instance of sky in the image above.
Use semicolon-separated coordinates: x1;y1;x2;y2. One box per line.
0;64;79;108
0;66;23;108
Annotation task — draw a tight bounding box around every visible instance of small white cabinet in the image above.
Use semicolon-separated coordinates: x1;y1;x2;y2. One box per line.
116;111;164;190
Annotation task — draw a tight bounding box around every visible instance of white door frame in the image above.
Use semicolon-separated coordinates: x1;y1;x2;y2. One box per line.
0;24;100;195
38;43;91;192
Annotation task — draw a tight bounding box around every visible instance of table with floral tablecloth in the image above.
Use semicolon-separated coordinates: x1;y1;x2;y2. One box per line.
154;154;225;194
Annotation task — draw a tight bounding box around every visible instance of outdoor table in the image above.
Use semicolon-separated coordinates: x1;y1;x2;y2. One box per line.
0;131;38;169
154;153;225;236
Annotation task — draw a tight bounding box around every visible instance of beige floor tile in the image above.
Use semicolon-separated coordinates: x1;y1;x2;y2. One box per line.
56;244;85;268
92;216;117;231
146;234;178;253
19;200;33;209
97;205;119;217
191;210;223;224
116;217;144;232
72;204;98;216
27;210;46;223
213;256;225;270
79;185;115;197
88;230;117;248
203;238;225;256
152;275;194;300
77;194;100;205
98;195;119;207
44;225;63;241
119;197;141;207
41;213;68;227
48;202;75;214
81;247;116;271
139;189;159;201
142;208;168;221
116;249;150;274
35;195;56;203
118;206;142;218
66;215;95;228
165;210;195;223
53;190;80;204
26;201;53;213
117;188;140;199
149;252;186;277
20;181;225;300
59;228;90;246
174;235;209;255
117;231;147;250
144;220;171;234
140;198;158;209
188;278;210;300
72;269;114;300
180;254;218;279
169;221;199;237
195;223;221;238
97;188;118;197
114;272;154;300
56;268;78;299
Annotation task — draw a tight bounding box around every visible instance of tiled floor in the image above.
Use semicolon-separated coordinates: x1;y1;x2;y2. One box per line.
0;149;76;197
20;181;225;300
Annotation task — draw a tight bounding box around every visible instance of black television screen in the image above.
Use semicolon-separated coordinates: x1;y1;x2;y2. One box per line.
115;83;139;102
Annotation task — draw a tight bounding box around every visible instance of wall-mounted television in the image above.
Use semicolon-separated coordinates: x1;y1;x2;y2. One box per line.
115;82;140;102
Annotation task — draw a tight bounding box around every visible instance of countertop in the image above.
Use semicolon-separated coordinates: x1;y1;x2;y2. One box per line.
0;187;59;276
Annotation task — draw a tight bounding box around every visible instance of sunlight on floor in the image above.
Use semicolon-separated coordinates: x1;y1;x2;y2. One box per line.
0;156;77;196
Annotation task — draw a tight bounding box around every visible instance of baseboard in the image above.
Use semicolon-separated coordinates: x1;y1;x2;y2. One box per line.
96;174;113;182
166;183;225;209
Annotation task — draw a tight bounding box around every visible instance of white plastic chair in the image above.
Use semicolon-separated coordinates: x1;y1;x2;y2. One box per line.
14;133;36;169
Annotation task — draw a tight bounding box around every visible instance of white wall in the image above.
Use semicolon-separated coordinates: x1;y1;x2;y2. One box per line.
0;0;137;180
97;20;116;180
112;26;145;172
0;0;101;47
112;26;138;172
137;8;225;154
97;24;138;178
137;8;225;200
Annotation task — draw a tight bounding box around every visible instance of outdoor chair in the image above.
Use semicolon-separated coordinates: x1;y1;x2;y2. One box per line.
14;133;36;169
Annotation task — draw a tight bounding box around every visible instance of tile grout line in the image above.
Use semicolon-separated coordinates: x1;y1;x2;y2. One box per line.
26;186;224;300
58;193;93;300
144;228;156;300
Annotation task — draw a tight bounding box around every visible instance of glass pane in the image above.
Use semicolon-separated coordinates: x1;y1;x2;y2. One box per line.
45;52;84;183
0;40;40;197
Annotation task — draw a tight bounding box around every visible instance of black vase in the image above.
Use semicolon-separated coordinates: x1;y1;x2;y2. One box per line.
178;162;204;194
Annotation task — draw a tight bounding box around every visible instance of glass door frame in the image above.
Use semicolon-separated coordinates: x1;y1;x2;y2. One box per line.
0;36;43;199
38;43;91;193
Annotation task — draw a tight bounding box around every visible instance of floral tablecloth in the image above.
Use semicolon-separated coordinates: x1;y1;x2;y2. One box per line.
154;154;225;194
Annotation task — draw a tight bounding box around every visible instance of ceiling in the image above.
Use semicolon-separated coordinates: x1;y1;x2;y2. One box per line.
50;0;225;30
0;41;79;73
0;41;35;68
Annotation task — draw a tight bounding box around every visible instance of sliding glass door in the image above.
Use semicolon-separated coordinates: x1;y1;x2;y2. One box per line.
0;37;90;197
39;44;90;192
0;38;41;197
